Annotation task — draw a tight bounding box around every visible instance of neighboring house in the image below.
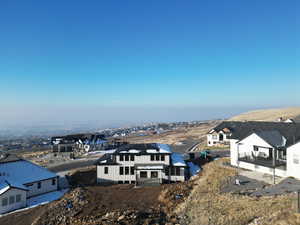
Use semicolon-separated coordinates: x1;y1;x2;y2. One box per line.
0;153;58;214
51;134;107;153
96;143;187;185
207;123;232;146
211;121;300;179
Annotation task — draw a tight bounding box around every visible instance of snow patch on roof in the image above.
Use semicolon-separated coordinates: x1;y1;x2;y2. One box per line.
171;153;186;167
129;149;140;153
157;143;172;153
0;182;10;195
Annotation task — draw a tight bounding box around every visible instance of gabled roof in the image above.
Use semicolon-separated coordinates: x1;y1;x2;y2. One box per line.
0;180;28;196
211;121;300;147
0;153;22;164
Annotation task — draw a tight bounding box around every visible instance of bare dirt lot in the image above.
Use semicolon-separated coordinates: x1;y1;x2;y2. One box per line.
0;168;193;225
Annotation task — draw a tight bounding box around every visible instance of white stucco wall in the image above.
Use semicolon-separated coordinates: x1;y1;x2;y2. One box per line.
238;161;287;177
287;142;300;179
25;177;58;197
0;188;27;214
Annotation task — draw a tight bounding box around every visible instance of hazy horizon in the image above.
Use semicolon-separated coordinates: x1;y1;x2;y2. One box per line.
1;1;300;134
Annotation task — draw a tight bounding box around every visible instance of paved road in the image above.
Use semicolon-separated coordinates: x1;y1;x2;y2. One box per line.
48;158;97;173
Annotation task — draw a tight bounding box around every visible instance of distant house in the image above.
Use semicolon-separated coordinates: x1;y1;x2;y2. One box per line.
51;134;107;153
96;143;187;185
210;121;300;179
0;153;58;214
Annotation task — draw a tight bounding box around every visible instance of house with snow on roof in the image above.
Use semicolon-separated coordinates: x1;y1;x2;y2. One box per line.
210;121;300;179
0;153;58;214
96;143;187;185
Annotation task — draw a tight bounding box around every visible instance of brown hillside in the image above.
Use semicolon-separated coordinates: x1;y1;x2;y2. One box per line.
230;107;300;122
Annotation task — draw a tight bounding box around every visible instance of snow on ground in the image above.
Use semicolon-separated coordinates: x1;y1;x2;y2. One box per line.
27;189;69;207
188;162;201;177
0;189;68;218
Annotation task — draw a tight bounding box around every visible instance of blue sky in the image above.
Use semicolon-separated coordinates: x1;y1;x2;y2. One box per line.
0;0;299;127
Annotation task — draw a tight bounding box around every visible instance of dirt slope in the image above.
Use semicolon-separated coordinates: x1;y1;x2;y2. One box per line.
230;107;300;122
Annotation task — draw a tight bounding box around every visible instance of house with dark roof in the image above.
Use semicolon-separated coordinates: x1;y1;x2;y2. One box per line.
210;121;300;179
0;153;58;214
96;143;187;185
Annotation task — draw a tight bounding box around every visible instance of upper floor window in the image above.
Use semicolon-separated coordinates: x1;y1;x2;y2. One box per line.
52;178;56;186
150;155;155;161
104;167;109;174
16;194;21;203
37;182;41;189
125;155;129;161
212;135;218;140
2;197;8;206
161;155;165;161
119;167;124;175
120;155;124;161
155;154;160;161
130;166;135;175
130;155;135;161
253;146;259;151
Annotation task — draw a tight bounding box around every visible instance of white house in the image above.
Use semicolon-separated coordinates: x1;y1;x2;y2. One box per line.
211;121;300;179
96;143;187;185
0;153;58;214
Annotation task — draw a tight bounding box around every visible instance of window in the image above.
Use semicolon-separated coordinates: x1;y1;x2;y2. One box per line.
9;196;15;204
125;166;129;175
140;171;147;178
131;181;136;184
294;155;299;164
2;197;8;206
120;167;124;175
212;135;218;140
104;167;109;174
125;155;129;161
171;167;175;176
156;154;160;161
52;178;56;186
151;171;158;178
176;167;181;176
161;155;165;161
118;181;123;184
253;146;259;151
120;155;124;161
130;166;135;175
124;180;130;184
16;194;21;203
150;155;155;161
130;155;135;161
165;167;169;176
37;182;41;189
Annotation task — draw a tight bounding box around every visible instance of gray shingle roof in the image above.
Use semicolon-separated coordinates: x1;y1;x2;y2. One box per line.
212;121;300;147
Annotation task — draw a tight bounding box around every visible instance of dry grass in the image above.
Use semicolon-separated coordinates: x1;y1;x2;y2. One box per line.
230;107;300;122
123;122;218;145
176;159;297;225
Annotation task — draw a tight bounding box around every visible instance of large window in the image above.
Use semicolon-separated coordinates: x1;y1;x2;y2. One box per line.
176;167;181;176
156;154;160;161
140;171;147;178
150;155;155;161
130;155;135;161
120;167;124;175
125;166;129;175
2;197;8;206
120;155;124;161
125;155;129;161
9;196;15;204
130;167;135;175
16;194;22;203
151;171;158;178
161;155;165;161
104;167;109;174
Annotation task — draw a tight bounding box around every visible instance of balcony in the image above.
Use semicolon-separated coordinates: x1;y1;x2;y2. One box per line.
239;154;286;169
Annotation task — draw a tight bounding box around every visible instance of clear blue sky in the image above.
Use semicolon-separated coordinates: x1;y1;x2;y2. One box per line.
0;0;299;128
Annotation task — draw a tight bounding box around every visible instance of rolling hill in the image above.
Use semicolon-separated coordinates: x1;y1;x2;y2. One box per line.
229;107;300;122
